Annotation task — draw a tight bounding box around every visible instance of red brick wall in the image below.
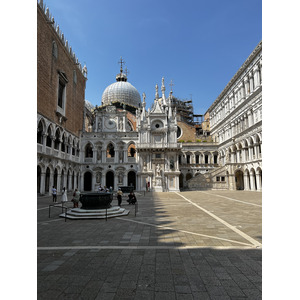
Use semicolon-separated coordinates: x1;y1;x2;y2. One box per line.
37;5;86;137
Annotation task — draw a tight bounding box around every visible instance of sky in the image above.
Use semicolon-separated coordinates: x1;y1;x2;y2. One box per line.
39;0;261;114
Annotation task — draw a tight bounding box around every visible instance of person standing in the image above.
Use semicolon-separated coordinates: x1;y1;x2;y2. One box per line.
52;186;57;203
73;189;80;208
61;187;68;203
117;188;123;206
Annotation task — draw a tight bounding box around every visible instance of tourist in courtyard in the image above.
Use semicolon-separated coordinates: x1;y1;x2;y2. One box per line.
61;187;68;203
72;189;80;208
117;188;123;206
127;192;137;205
52;186;57;203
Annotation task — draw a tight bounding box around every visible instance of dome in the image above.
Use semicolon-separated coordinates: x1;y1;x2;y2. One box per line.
101;81;141;108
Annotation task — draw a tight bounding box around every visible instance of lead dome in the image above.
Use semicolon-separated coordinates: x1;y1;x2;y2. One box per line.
101;67;141;108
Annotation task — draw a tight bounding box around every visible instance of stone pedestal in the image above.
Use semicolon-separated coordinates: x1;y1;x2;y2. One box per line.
153;176;163;192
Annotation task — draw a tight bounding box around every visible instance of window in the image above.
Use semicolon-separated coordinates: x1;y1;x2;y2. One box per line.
187;155;190;164
214;155;218;164
52;41;58;59
196;155;199;164
85;143;93;158
57;71;68;114
205;154;209;164
58;80;65;108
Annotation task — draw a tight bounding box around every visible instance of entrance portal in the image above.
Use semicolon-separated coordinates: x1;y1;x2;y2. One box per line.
235;170;244;190
106;171;114;190
127;171;136;190
84;172;92;191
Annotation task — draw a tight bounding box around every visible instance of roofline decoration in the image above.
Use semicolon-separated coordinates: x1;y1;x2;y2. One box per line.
207;41;262;113
38;0;87;78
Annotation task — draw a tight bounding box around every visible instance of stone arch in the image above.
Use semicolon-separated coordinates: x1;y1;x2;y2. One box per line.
249;168;257;190
85;142;93;158
127;142;136;158
37;118;46;144
84;171;93;191
46;124;53;147
186;173;193;181
54;127;61;150
127;170;136;189
106;142;115;158
106;170;115;190
235;169;244;190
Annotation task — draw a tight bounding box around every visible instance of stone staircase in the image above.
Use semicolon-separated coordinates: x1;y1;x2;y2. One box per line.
187;165;228;190
59;206;130;219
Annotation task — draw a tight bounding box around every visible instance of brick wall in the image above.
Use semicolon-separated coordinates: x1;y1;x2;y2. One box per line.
37;5;86;137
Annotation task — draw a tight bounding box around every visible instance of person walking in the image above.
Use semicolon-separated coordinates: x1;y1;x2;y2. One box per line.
61;187;68;203
117;188;123;206
52;186;57;203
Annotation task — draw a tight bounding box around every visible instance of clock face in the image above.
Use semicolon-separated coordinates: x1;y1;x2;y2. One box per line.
105;118;116;129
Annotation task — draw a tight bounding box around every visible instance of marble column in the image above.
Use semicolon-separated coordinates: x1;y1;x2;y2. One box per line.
40;171;46;195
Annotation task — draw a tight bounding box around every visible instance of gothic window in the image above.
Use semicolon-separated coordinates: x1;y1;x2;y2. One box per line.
179;155;182;164
72;140;75;156
52;41;58;59
76;142;80;157
58;79;65;108
85;143;93;158
73;70;77;85
57;71;68;112
61;134;66;152
37;121;44;144
196;155;200;164
54;129;60;150
46;126;52;147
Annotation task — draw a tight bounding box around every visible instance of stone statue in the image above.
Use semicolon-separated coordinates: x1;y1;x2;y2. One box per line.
156;164;161;177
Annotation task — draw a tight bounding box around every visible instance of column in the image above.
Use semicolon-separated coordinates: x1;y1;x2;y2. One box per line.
92;149;97;164
249;71;254;93
253;64;261;90
250;172;255;191
244;173;250;190
68;172;72;191
80;172;84;191
57;173;62;193
244;76;249;97
115;149;119;163
42;133;47;153
40;171;46;195
49;170;54;196
256;172;262;191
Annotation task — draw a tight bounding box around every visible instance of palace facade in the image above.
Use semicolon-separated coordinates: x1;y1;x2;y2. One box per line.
37;1;262;195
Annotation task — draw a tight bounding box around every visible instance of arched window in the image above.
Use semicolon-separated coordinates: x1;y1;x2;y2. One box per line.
72;140;75;156
61;134;66;152
107;143;115;158
52;41;58;59
85;143;93;158
128;144;136;157
46;126;52;147
37;121;44;144
54;129;60;150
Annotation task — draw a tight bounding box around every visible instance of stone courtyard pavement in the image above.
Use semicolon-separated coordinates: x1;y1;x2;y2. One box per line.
37;190;262;299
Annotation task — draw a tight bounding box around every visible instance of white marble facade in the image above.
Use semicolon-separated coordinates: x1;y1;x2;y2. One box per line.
37;42;262;194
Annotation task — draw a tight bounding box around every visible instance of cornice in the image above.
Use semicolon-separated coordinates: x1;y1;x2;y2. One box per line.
207;41;262;114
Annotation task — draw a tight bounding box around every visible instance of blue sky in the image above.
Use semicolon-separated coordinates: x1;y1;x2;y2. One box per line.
41;0;261;114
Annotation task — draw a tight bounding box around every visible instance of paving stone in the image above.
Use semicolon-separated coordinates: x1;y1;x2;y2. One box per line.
37;191;262;299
